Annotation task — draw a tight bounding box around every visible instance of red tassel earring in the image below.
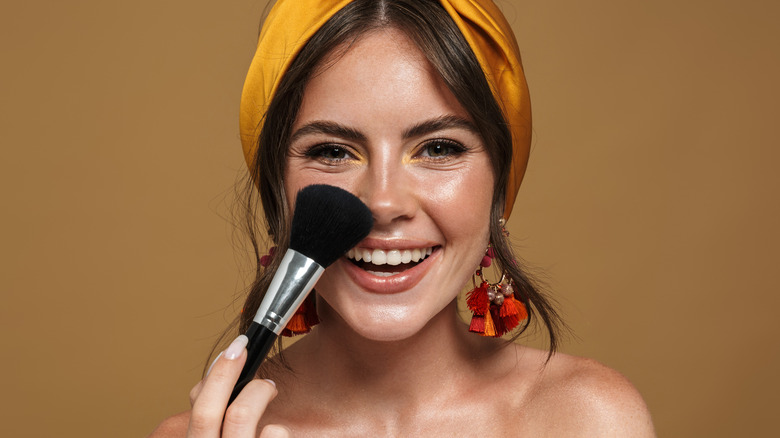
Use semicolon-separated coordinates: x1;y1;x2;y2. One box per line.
259;246;320;337
280;292;319;337
466;245;528;337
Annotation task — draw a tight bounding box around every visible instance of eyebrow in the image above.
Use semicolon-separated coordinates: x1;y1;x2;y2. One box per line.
402;115;479;139
290;121;367;143
290;115;478;143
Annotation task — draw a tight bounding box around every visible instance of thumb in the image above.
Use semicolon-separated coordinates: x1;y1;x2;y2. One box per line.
259;424;292;438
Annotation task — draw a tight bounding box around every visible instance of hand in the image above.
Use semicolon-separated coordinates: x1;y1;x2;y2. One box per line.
187;335;289;438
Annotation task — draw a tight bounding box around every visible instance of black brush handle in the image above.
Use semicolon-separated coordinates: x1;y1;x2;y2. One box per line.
228;322;276;406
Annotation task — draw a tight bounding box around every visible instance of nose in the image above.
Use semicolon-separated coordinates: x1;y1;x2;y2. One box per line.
357;159;417;227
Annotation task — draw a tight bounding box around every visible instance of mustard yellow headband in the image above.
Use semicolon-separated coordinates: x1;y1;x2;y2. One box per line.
240;0;531;218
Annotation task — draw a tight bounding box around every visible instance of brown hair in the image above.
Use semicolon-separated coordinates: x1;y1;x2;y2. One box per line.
226;0;563;363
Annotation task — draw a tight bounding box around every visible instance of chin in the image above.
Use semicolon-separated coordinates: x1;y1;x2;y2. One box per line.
321;295;451;342
349;315;429;342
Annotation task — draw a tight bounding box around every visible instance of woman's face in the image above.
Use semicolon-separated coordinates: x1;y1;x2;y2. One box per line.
284;28;494;341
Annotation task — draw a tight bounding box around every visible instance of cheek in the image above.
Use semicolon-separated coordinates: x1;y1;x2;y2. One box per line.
418;162;495;237
283;161;309;207
284;169;362;210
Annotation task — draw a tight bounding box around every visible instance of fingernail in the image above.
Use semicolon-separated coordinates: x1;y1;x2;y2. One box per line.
264;379;276;388
205;351;223;377
224;334;249;360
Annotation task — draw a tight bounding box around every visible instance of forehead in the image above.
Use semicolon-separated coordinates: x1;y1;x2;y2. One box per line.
294;27;471;130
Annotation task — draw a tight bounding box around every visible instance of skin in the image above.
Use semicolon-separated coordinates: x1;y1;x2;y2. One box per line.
150;28;655;437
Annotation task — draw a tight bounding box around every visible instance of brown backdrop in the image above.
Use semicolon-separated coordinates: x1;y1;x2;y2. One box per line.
2;0;778;436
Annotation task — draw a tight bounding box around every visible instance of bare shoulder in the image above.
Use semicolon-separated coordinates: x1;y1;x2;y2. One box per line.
514;347;655;437
147;411;190;438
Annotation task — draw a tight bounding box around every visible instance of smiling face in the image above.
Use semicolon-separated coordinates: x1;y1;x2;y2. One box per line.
284;28;495;341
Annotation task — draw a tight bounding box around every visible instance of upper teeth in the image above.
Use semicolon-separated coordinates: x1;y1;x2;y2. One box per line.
346;247;433;266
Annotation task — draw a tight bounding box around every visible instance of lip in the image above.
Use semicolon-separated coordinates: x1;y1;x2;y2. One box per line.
341;243;440;294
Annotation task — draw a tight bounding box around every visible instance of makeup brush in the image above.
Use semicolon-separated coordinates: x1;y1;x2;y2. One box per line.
228;184;373;405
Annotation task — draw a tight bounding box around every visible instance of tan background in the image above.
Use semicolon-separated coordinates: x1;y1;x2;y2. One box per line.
2;0;778;436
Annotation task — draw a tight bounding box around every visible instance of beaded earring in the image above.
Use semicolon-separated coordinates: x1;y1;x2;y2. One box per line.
466;245;528;337
258;246;320;337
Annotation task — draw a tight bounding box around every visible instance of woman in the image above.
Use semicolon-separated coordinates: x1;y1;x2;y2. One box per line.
152;0;654;436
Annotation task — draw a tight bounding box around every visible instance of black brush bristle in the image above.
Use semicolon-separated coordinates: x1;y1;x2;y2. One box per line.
289;185;373;268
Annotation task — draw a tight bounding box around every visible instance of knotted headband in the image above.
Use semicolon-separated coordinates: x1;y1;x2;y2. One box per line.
239;0;531;218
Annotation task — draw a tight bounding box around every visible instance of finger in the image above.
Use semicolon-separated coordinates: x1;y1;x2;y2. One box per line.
190;350;224;406
187;335;248;438
222;378;278;438
189;380;204;407
259;424;291;438
206;351;224;378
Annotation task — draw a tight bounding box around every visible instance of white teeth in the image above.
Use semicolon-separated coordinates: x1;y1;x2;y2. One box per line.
347;246;434;266
366;270;399;277
372;249;387;265
386;250;402;266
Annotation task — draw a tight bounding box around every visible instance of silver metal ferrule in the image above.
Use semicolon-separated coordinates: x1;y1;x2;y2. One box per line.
252;249;325;335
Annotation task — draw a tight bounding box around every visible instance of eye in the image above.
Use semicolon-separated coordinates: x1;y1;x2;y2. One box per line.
304;144;356;163
418;139;467;159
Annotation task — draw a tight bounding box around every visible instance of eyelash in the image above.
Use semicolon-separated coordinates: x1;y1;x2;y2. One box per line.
303;143;357;164
301;138;468;165
416;139;467;160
